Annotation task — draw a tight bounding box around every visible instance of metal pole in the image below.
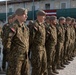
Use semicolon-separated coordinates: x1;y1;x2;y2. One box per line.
6;0;7;23
33;0;34;20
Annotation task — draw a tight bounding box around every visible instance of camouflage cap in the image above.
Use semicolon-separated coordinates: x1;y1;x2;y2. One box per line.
66;17;72;21
45;16;50;20
59;17;65;21
37;10;46;16
8;15;13;20
15;8;27;16
71;18;75;23
50;16;57;21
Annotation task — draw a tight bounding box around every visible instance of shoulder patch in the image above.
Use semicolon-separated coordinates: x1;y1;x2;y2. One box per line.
34;26;38;31
10;27;16;33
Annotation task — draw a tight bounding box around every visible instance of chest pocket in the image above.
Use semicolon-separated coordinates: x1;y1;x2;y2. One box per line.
16;27;24;41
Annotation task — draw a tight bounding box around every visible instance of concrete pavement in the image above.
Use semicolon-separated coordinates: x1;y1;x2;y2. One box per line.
0;57;76;75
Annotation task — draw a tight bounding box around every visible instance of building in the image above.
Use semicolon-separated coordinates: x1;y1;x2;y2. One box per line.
0;0;76;20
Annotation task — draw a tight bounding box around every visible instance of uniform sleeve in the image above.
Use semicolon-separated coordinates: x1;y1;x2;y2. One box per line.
6;24;17;49
29;23;38;49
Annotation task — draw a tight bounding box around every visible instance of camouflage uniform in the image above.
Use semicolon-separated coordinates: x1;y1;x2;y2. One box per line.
1;23;11;71
56;23;65;68
64;24;70;62
6;20;29;75
45;24;57;75
30;20;47;75
69;24;75;59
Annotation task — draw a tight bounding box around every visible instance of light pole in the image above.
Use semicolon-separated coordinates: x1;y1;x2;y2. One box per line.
6;0;8;23
33;0;35;20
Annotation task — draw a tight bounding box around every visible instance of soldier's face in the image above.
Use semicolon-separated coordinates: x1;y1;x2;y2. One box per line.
61;20;66;24
38;16;46;23
20;13;28;22
52;19;57;25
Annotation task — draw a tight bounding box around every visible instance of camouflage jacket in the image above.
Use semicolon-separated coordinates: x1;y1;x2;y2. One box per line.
64;24;70;42
70;25;75;42
9;20;29;60
1;23;11;49
46;24;57;46
30;20;46;51
56;24;65;43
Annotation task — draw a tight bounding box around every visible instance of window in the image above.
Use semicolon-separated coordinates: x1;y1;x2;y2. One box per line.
45;4;50;10
61;3;67;9
9;8;12;12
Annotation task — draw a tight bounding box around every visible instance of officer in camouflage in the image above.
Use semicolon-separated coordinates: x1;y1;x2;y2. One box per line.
1;15;13;71
69;18;75;60
45;16;58;75
56;17;66;69
64;17;71;64
30;10;47;75
6;8;29;75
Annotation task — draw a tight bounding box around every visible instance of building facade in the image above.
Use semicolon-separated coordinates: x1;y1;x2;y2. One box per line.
0;0;76;20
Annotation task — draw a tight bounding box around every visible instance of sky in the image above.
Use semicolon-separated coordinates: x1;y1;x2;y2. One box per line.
0;0;10;1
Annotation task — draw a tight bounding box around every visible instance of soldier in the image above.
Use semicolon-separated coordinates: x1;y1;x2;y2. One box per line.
56;17;66;69
45;16;50;27
6;8;29;75
27;20;34;59
69;18;75;60
1;15;13;72
45;16;58;75
30;10;47;75
74;22;76;56
64;17;72;65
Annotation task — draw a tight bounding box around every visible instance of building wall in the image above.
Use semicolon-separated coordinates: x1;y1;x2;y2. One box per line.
0;0;76;13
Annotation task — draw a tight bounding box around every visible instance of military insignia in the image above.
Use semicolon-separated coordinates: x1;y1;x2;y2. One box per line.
10;27;16;33
47;31;50;34
34;26;38;31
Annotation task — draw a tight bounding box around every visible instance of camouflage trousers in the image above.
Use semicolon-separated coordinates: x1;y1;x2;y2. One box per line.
68;40;75;58
64;42;69;61
31;49;47;75
46;45;56;75
56;42;64;65
6;58;29;75
2;48;8;70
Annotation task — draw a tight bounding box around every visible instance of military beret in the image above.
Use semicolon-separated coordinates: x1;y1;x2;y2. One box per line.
37;10;46;16
50;16;57;21
66;17;72;21
8;15;13;20
45;16;50;20
59;17;65;21
15;8;27;16
71;18;75;23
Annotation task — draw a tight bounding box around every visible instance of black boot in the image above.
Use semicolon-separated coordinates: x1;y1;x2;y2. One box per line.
57;65;64;70
53;69;59;74
48;68;56;75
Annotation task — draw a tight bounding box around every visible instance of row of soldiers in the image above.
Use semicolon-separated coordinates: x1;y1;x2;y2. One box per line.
1;7;76;75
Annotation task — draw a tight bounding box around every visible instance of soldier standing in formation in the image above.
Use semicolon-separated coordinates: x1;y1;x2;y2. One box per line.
56;17;66;69
6;8;29;75
29;10;47;75
45;16;58;75
1;15;13;72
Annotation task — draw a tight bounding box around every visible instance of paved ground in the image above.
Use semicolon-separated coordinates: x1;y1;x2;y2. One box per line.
0;57;76;75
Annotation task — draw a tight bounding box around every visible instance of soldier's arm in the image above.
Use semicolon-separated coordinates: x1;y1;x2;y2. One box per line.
6;24;17;49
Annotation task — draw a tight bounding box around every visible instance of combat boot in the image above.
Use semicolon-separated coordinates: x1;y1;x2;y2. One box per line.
57;65;64;70
53;69;59;74
61;64;66;68
48;68;56;75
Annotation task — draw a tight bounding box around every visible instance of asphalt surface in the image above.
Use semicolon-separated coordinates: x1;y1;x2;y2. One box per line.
0;57;76;75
